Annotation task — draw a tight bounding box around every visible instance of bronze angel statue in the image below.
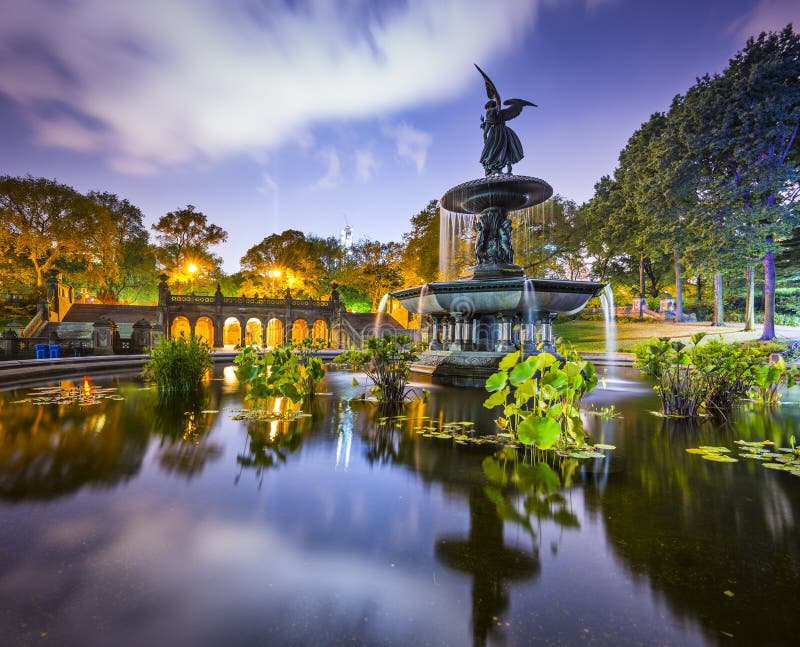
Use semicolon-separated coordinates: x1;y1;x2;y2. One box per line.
475;64;536;175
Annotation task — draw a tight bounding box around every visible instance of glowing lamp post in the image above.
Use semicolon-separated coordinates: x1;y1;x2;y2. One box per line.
186;262;199;294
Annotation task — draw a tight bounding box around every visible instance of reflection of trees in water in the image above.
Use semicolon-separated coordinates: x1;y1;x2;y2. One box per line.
582;411;800;644
0;374;232;500
437;486;539;647
0;379;150;502
152;391;223;479
235;415;310;487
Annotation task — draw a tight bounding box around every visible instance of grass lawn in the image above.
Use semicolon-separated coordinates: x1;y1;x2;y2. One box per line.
554;318;800;353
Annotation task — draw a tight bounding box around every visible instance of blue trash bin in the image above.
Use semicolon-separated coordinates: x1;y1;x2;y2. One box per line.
49;343;62;359
35;344;48;359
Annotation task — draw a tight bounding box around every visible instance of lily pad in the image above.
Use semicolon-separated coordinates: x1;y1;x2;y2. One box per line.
702;455;738;462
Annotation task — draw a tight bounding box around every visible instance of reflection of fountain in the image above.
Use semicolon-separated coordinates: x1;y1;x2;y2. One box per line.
436;486;540;647
392;70;604;387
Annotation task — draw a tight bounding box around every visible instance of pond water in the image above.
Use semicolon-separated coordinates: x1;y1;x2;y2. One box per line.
0;366;798;646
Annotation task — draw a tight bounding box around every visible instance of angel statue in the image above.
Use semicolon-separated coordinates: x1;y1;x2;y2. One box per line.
476;64;536;176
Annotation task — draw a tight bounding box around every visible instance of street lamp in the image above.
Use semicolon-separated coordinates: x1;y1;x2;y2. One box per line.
186;262;199;294
267;268;281;296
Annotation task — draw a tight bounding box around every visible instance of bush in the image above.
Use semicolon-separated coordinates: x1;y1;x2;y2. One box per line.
483;350;598;449
335;334;421;403
234;338;325;407
633;333;797;416
143;335;213;394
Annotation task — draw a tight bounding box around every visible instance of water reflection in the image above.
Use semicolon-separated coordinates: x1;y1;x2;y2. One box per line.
0;370;799;644
581;398;800;644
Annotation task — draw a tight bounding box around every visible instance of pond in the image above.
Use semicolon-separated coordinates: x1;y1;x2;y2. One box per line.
0;365;798;645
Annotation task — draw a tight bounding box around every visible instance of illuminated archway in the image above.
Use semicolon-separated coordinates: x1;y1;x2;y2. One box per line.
267;319;283;348
245;318;263;346
266;318;284;347
223;317;242;346
171;316;191;339
311;319;328;343
195;316;214;345
291;319;309;342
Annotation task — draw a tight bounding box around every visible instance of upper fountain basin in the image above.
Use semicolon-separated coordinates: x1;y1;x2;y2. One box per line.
441;174;553;214
392;278;605;317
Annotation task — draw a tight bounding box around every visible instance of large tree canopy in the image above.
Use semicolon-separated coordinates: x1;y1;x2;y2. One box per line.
0;175;104;287
152;205;227;290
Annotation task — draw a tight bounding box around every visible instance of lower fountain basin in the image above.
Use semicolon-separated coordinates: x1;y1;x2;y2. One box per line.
392;278;605;317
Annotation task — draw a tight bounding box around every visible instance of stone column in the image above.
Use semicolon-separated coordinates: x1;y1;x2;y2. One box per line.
541;315;556;354
429;315;442;350
449;313;463;351
495;313;516;353
131;319;152;352
92;318;117;355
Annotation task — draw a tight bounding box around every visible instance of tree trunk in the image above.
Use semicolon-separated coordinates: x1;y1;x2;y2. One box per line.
638;252;645;319
744;265;755;332
760;236;776;341
696;275;703;302
674;249;683;323
712;272;724;326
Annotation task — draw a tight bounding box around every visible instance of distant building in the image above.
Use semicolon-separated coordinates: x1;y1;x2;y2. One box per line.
340;225;353;254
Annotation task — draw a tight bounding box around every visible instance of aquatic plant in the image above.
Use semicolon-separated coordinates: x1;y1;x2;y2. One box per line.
335;334;422;403
234;338;325;408
634;333;797;416
483;350;598;449
142;335;213;394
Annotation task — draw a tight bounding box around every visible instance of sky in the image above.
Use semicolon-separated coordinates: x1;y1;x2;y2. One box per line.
0;0;798;272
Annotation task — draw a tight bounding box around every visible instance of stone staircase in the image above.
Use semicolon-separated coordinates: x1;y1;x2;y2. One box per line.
337;313;408;348
37;304;159;342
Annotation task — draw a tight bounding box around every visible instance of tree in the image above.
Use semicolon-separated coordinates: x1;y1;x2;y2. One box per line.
0;175;100;287
151;205;227;291
401;199;440;284
676;26;800;338
80;192;156;303
341;239;404;311
239;230;341;298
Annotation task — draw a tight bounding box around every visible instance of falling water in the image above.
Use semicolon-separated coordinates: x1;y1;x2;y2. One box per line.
520;278;539;354
439;206;475;281
375;293;390;337
599;284;617;377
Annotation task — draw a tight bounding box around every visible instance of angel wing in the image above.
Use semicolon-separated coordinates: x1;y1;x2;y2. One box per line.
474;63;500;106
501;98;537;122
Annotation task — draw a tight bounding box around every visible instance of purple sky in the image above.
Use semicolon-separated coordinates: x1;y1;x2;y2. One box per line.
0;0;797;272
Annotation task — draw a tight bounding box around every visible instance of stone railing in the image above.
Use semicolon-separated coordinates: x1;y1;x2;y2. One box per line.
168;294;332;309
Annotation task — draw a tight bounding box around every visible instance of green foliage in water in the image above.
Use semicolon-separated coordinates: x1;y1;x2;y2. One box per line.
482;447;581;540
634;333;798;416
335;334;422;403
234;338;325;407
142;335;213;394
483;350;598;449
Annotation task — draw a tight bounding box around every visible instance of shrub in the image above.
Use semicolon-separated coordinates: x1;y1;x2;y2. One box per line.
234;338;325;407
483;350;598;449
143;335;213;394
633;333;797;416
335;334;422;403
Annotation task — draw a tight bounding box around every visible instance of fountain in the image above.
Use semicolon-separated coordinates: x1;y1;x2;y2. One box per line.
391;65;604;387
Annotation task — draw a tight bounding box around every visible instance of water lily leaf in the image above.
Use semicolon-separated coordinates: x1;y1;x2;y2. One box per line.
517;416;561;449
702;455;738;462
509;361;534;387
763;462;788;470
484;387;509;409
699;446;731;453
686;448;708;454
593;443;616;450
498;351;520;371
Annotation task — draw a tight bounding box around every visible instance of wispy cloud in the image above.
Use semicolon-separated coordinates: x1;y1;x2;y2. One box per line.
727;0;799;40
257;170;278;194
382;122;432;173
354;147;379;181
0;0;539;173
315;148;342;189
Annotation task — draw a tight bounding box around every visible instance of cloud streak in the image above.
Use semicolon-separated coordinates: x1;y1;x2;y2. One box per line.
0;0;539;173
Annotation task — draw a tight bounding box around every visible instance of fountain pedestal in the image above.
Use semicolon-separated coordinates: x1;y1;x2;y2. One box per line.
391;172;605;387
